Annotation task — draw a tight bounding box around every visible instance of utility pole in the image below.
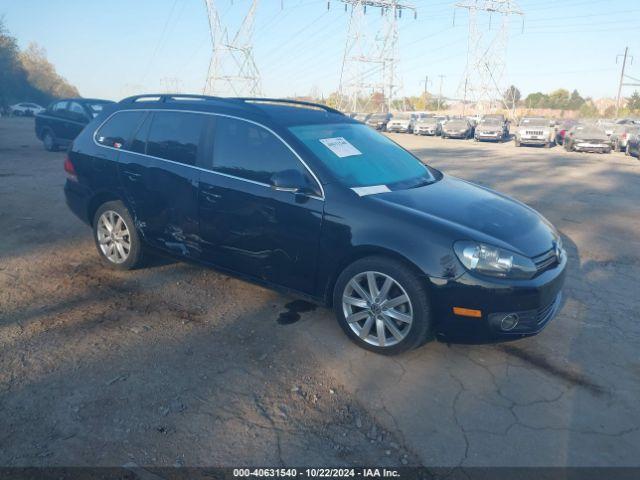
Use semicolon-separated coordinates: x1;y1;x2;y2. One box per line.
203;0;262;97
437;75;444;111
616;47;629;116
332;0;416;113
424;75;429;97
455;0;523;114
615;47;640;117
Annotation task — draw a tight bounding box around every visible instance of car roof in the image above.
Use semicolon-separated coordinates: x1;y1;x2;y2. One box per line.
113;94;353;128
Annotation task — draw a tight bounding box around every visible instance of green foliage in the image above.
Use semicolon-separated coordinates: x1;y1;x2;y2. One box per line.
626;90;640;111
0;19;79;109
578;101;599;118
523;88;586;110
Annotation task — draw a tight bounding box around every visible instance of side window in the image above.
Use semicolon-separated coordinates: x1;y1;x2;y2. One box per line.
68;102;88;121
129;113;152;154
147;112;204;166
52;101;68;114
213;117;313;187
95;111;146;148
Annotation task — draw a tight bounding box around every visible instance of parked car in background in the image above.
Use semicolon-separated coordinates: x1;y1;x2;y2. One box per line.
365;112;392;131
414;117;440;136
515;117;555;148
555;119;578;145
624;130;640;158
386;112;417;133
564;124;611;153
434;116;449;136
442;118;473;139
610;124;640;152
10;102;45;116
64;94;566;354
474;117;508;142
597;119;616;138
352;112;371;123
35;98;114;151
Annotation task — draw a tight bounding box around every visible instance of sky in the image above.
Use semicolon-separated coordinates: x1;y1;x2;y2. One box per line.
1;0;639;102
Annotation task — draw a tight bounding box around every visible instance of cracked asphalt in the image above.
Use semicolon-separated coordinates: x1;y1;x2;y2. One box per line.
1;118;639;468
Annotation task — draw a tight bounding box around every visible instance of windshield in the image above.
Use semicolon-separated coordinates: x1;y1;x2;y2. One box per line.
520;118;548;127
369;114;387;121
446;120;467;128
418;118;438;125
395;113;413;120
480;119;501;126
289;123;435;189
575;126;606;137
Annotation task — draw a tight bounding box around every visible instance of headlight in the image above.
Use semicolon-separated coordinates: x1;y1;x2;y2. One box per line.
453;241;537;279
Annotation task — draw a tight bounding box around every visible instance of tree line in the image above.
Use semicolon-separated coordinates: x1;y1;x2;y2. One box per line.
0;18;79;110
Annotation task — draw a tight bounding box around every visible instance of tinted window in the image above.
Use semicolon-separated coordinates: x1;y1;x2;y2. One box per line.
147;112;204;166
213;117;309;185
130;113;152;154
96;111;146;148
52;101;67;113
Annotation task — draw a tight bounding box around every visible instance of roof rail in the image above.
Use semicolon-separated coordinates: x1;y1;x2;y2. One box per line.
119;93;230;104
234;98;344;116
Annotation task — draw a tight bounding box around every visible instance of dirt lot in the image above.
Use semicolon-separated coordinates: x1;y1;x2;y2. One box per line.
1;117;639;469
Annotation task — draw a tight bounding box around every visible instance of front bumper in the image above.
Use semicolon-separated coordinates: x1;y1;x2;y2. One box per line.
387;124;411;133
431;252;567;341
574;142;611;153
443;132;468;138
476;132;503;141
367;122;387;130
415;127;437;135
520;137;550;145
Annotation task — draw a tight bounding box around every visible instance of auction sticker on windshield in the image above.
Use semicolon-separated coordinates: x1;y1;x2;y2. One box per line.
319;137;362;158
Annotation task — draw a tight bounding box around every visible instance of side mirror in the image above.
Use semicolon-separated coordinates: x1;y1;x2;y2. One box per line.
270;169;310;194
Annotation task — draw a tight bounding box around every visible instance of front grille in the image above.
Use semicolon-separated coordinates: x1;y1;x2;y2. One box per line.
533;248;558;275
526;130;544;136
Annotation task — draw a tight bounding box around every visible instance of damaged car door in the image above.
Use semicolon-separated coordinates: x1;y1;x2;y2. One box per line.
118;110;205;258
198;115;324;294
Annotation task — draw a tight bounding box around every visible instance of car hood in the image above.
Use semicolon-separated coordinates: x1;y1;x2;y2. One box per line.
444;124;468;130
389;119;411;125
370;175;557;257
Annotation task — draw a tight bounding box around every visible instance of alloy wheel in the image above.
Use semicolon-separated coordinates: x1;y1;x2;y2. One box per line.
342;271;413;347
96;210;131;264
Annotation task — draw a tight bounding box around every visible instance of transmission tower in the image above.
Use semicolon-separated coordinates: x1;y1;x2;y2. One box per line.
203;0;262;97
455;0;523;113
332;0;416;113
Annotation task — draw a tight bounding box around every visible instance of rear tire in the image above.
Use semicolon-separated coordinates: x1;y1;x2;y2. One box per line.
333;256;432;355
42;130;58;152
93;201;144;270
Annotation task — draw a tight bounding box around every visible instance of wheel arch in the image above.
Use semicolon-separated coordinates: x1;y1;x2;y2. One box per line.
322;245;431;307
87;191;127;226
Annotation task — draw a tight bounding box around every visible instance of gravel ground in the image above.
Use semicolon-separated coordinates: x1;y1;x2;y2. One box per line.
1;117;639;469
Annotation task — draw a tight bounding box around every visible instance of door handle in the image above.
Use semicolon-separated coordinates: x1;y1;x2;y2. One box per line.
123;171;142;182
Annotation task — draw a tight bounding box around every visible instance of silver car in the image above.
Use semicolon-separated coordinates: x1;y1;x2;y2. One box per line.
610;124;640;152
413;117;439;136
515;117;555;148
386;112;417;133
564;124;611;153
475;117;508;142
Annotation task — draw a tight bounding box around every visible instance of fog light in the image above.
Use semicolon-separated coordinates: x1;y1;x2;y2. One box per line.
500;313;519;331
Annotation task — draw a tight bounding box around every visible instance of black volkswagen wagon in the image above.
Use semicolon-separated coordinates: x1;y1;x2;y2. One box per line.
64;94;567;354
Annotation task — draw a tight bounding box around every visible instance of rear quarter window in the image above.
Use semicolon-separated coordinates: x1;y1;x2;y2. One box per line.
96;111;146;148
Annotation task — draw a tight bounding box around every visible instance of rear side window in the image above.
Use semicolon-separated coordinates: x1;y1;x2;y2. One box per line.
52;101;67;113
96;111;146;148
212;116;308;185
147;112;205;166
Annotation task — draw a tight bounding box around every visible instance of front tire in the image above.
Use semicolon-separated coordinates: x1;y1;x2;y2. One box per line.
93;201;143;270
333;256;432;355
